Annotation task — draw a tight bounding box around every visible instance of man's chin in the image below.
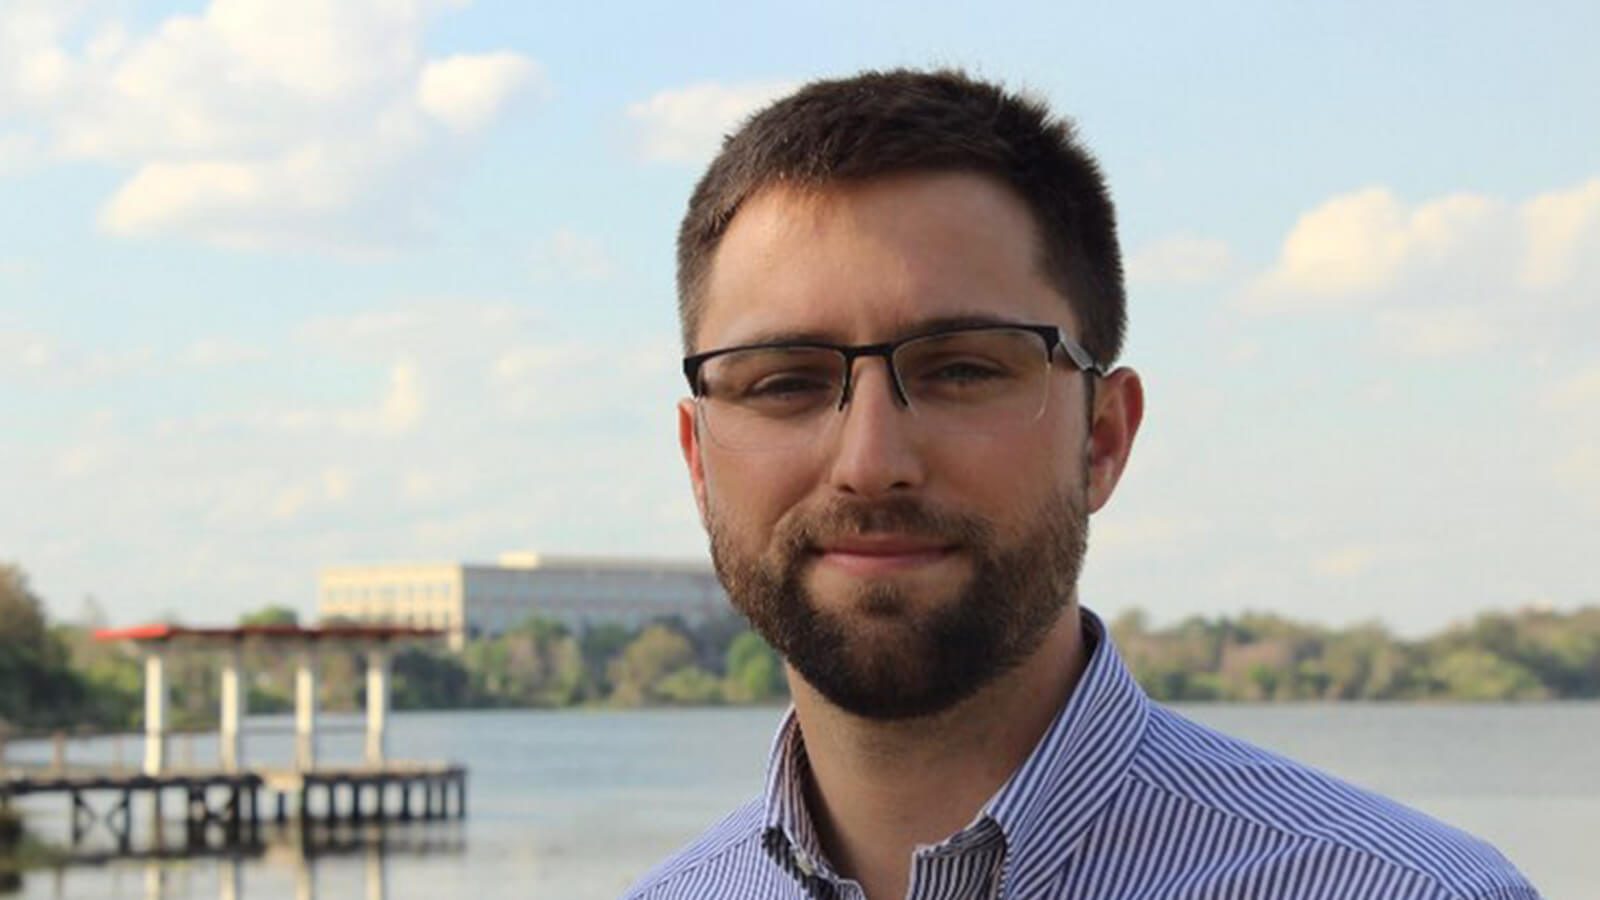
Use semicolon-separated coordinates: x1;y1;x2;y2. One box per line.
791;636;984;722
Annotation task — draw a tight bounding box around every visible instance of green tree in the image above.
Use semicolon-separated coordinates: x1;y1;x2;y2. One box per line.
0;563;93;730
317;645;363;711
723;631;786;702
392;646;479;709
655;666;723;705
465;617;587;706
579;622;633;695
239;605;300;627
690;613;751;672
1428;649;1548;701
608;625;698;706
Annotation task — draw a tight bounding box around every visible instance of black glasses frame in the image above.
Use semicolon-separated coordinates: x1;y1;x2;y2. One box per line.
682;323;1105;409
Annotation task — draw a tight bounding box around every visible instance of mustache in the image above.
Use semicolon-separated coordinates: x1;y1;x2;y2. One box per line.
777;496;993;552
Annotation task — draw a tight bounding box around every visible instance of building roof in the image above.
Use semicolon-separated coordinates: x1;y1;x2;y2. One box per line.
93;624;445;643
320;554;718;577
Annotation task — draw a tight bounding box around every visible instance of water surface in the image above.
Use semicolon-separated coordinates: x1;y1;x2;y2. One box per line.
6;704;1595;898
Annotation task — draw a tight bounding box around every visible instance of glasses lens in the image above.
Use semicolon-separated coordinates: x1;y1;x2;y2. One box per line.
894;328;1051;431
698;346;844;449
693;328;1053;451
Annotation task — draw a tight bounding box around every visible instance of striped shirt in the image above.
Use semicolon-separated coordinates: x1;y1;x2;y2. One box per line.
624;610;1541;899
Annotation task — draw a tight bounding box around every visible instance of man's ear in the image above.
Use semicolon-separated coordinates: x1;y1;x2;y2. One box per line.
678;398;710;527
1085;367;1144;514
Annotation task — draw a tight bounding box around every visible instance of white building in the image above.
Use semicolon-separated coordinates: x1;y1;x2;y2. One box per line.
318;553;728;649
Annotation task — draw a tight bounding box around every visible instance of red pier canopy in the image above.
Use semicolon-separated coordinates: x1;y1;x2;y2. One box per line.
93;623;446;643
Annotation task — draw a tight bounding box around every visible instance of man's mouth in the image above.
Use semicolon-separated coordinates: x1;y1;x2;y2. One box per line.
811;536;958;576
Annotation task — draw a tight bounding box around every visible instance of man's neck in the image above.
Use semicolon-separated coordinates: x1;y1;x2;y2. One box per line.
788;606;1088;900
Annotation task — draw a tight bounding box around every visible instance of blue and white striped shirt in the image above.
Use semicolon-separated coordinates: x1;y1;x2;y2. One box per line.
624;610;1540;899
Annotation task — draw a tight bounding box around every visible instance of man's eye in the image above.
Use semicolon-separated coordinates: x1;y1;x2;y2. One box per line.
915;359;1012;384
744;374;833;399
929;361;1005;382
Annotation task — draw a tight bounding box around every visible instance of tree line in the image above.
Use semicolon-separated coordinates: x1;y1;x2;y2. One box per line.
1110;605;1600;702
0;562;787;733
3;560;1598;735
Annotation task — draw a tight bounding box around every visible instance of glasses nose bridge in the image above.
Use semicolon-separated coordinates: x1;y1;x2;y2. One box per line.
837;343;911;411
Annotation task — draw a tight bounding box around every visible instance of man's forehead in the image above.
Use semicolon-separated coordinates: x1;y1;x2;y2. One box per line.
694;173;1076;351
712;311;1052;350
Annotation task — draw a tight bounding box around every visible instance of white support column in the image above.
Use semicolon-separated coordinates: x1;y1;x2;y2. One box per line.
294;644;318;772
295;851;316;900
143;645;168;776
364;644;391;768
144;861;164;900
219;856;241;900
219;642;245;772
364;837;386;900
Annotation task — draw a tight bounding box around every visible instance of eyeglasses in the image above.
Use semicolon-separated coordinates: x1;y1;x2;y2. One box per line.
683;323;1104;451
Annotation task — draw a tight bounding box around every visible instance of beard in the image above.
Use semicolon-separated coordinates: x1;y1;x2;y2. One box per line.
707;480;1088;721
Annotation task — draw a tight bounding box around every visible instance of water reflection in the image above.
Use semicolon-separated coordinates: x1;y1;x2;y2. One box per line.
13;821;465;899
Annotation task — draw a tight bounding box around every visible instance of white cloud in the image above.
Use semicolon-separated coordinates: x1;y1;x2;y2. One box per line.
1237;176;1600;361
82;346;158;380
0;0;540;252
322;467;353;502
1541;365;1600;412
181;338;268;367
0;329;55;369
492;343;590;381
54;443;106;479
264;466;355;521
270;484;313;520
299;308;430;344
402;469;440;502
1245;187;1498;308
98;158;317;246
247;362;425;437
1521;177;1600;290
1374;307;1496;357
1554;446;1600;507
18;279;1594;635
417;52;539;133
1;343;162;387
1127;235;1233;286
0;132;40;174
1310;545;1379;579
627;80;795;164
377;362;424;433
297;302;543;354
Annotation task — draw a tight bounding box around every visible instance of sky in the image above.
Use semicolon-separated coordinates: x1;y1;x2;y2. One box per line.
1;0;1596;636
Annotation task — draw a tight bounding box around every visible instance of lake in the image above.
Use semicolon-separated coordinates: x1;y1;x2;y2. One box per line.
4;703;1596;898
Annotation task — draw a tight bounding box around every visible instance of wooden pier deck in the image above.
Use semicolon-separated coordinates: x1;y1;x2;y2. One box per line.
1;762;467;855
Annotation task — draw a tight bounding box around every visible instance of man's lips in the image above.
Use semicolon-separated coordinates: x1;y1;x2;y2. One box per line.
810;536;958;575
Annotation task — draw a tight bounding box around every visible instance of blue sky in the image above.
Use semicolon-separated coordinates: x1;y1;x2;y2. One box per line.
2;0;1597;634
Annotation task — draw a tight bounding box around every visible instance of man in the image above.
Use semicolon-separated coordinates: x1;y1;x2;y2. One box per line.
627;69;1539;900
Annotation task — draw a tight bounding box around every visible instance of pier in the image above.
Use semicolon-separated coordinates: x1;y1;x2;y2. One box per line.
0;623;466;861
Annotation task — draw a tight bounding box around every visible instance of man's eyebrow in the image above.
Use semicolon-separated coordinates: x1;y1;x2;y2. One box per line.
900;313;1031;339
722;313;1033;349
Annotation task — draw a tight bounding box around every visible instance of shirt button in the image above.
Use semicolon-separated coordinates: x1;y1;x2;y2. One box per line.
793;848;816;877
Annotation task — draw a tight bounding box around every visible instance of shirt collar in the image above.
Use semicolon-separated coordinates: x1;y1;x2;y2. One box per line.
758;608;1150;895
760;705;834;881
983;609;1150;897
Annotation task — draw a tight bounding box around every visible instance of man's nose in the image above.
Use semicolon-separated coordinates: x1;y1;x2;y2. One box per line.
823;359;926;497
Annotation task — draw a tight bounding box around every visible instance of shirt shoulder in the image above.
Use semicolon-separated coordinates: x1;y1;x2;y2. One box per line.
622;796;802;900
1125;704;1539;898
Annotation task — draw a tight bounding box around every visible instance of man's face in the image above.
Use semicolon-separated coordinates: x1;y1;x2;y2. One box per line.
679;172;1132;720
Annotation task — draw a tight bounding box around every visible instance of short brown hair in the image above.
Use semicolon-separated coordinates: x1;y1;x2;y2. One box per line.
676;68;1126;366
